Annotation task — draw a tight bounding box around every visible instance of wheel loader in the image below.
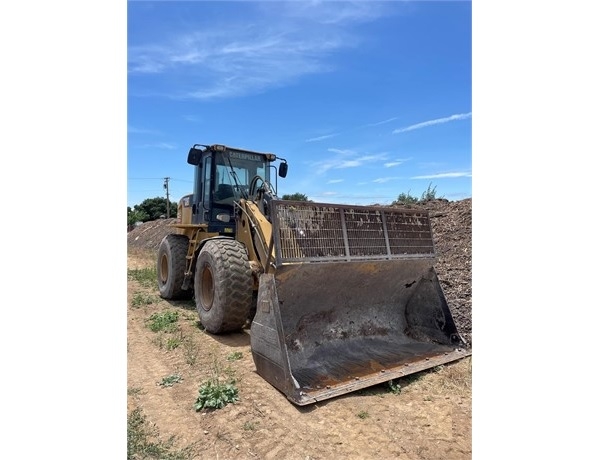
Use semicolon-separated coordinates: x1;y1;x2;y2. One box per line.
157;143;471;406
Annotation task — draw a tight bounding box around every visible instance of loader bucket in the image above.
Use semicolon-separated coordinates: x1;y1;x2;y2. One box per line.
250;200;470;406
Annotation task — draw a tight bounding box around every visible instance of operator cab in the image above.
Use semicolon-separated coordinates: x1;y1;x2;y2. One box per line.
186;144;287;234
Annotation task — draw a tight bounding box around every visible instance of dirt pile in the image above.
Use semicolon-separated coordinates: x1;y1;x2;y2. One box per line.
127;198;472;347
128;218;178;250
395;198;472;347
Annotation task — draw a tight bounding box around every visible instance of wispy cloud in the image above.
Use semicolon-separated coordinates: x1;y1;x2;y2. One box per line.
328;179;344;184
128;126;161;135
306;133;339;142
384;158;411;168
129;4;389;100
277;1;389;26
411;172;472;179
373;177;401;184
138;142;178;150
327;148;354;155
313;149;388;174
365;117;398;127
393;112;472;134
339;154;388;169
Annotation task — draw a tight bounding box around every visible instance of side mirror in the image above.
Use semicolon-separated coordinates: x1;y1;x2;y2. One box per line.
278;161;288;178
187;146;203;165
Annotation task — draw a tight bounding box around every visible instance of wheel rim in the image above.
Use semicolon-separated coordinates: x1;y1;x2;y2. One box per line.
200;263;214;311
160;254;168;283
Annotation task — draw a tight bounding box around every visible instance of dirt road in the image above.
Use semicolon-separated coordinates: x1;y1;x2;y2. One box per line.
127;198;472;459
128;248;471;460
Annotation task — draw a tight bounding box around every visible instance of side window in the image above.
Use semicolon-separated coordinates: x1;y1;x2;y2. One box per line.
193;165;202;203
203;157;212;209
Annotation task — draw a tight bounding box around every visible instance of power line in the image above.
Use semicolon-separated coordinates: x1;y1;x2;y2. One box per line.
127;177;165;180
128;177;192;182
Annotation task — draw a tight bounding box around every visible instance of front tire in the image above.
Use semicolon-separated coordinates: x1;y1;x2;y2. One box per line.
157;234;192;300
194;239;253;333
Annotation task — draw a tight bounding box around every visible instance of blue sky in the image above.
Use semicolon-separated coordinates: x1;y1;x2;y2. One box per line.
5;2;601;456
127;1;472;208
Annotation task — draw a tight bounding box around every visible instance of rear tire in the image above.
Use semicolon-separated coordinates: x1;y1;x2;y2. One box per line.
195;239;253;333
157;234;192;300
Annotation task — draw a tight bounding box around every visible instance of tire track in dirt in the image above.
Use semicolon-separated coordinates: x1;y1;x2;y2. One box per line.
127;305;203;446
128;249;472;460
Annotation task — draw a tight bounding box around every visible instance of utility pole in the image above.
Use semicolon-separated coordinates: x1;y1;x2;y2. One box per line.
163;177;170;218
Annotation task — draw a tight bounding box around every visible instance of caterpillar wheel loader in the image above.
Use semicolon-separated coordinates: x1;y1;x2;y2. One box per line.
157;143;470;406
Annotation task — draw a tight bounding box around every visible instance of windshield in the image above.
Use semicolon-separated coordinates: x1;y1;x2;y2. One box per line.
213;150;270;205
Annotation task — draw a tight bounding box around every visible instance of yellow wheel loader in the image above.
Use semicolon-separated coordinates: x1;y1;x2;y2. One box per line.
157;143;471;406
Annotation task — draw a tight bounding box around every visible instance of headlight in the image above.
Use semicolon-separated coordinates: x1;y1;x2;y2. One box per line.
216;213;230;222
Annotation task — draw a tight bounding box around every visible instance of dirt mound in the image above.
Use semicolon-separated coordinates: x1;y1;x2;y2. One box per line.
127;199;472;347
400;199;472;347
128;218;178;250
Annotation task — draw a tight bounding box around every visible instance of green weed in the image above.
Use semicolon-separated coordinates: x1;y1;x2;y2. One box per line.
182;337;199;366
243;421;258;431
387;373;425;395
159;374;183;387
394;182;443;205
357;410;370;419
227;351;243;361
388;380;402;395
127;387;144;397
395;191;419;204
127;407;197;459
127;267;158;288
147;311;179;333
195;354;239;411
195;380;239;411
131;292;157;308
420;182;442;201
166;336;181;350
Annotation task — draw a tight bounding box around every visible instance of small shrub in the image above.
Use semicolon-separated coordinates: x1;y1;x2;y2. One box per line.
159;374;183;387
388;379;402;395
357;410;370;419
195;380;239;411
128;267;158;287
243;421;258;431
147;311;179;333
131;292;156;308
195;353;239;411
166;336;181;350
127;387;144;397
394;183;444;205
387;373;424;394
182;337;199;366
395;191;419;204
227;351;243;361
420;182;442;201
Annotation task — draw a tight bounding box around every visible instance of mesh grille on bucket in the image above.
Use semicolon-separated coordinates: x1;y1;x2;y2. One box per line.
271;201;435;263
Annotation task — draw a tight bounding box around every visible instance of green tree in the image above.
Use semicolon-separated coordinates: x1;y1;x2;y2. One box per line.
129;197;178;223
281;193;310;201
127;208;150;227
